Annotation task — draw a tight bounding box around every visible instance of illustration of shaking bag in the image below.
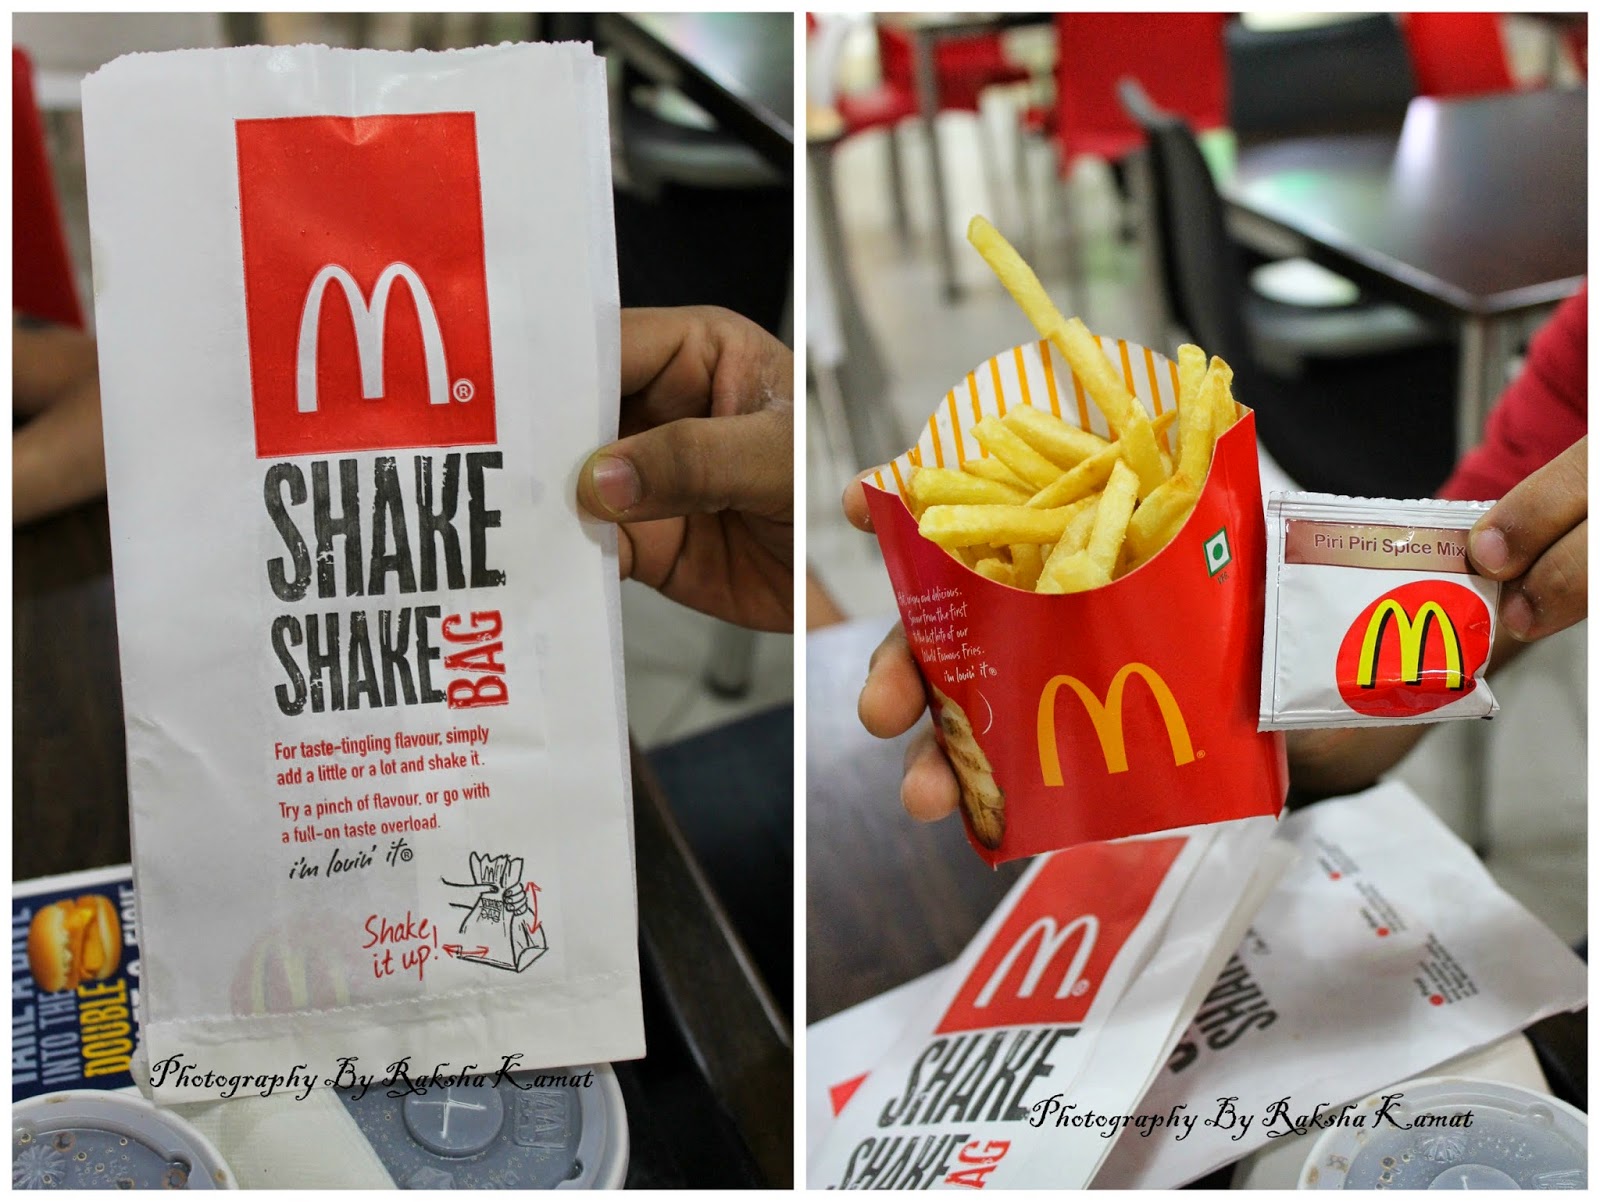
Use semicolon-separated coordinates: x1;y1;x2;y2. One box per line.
863;336;1286;865
1259;493;1500;730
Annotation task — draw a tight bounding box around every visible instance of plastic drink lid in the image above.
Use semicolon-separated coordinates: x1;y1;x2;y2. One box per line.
13;1090;235;1190
1299;1076;1587;1190
336;1064;628;1189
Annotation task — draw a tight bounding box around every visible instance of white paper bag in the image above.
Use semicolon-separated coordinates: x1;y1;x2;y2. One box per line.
809;784;1584;1190
82;43;643;1101
806;817;1281;1188
1096;781;1587;1187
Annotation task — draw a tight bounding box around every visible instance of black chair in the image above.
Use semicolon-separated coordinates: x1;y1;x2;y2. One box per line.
1118;79;1458;499
1219;14;1446;369
1226;14;1418;145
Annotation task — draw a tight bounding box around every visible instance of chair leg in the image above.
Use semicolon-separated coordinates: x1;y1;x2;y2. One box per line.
1013;109;1038;263
976;104;1006;238
704;624;758;699
1056;163;1087;320
1122;149;1168;351
885;125;911;249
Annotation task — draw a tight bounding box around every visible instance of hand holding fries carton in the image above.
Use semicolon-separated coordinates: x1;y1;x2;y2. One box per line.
863;220;1286;864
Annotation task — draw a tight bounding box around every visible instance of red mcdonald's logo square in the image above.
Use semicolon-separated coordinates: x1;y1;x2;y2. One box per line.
936;836;1186;1034
237;112;496;458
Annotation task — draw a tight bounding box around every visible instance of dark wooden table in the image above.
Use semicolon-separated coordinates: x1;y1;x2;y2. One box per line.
13;500;791;1187
805;616;1025;1022
598;12;794;178
1224;88;1587;455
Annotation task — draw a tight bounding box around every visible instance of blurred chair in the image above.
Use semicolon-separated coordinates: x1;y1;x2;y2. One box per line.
1017;14;1226;274
1226;14;1417;144
1400;13;1516;98
14;47;84;328
1119;79;1458;499
826;16;1030;247
1041;14;1227;169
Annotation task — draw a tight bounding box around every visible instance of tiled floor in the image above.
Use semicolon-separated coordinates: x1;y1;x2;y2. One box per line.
806;69;1585;943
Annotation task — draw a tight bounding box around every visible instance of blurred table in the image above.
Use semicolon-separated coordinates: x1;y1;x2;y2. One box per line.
806;616;1025;1021
13;500;791;1187
1224;89;1587;455
880;13;1052;303
598;12;793;178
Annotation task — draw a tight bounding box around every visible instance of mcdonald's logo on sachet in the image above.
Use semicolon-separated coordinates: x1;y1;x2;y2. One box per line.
864;336;1287;865
1261;494;1500;731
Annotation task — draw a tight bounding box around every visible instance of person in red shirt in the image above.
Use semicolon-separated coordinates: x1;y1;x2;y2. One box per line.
848;287;1588;817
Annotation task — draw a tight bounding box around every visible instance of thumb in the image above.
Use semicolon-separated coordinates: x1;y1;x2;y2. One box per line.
577;408;791;523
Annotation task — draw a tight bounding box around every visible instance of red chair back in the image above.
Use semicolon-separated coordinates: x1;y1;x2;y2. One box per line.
878;23;1029;115
1052;13;1228;168
1401;13;1515;97
14;47;85;328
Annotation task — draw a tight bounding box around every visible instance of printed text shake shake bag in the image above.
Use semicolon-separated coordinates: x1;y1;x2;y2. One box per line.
82;44;643;1101
864;338;1287;864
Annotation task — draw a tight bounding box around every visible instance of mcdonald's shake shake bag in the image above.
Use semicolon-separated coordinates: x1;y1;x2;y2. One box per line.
81;44;644;1101
864;335;1287;864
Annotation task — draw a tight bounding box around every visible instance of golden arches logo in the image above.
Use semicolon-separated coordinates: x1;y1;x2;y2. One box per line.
1036;663;1195;783
1357;600;1463;690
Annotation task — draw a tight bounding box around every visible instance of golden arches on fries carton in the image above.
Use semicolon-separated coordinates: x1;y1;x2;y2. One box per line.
861;218;1286;863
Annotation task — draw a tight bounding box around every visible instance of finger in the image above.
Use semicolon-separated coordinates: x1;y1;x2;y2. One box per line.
577;405;792;524
858;624;926;738
842;472;874;532
901;724;961;822
1468;437;1586;580
619;306;791;428
614;523;635;579
1500;520;1586;642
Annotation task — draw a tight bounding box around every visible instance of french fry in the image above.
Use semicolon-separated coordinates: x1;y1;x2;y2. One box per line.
1178;358;1225;483
962;455;1034;492
1001;404;1111;470
1051;317;1151;438
971;417;1067;491
1210;355;1240;435
967;215;1068;347
1176;344;1207;415
1009;543;1045;591
1037;497;1099;587
1036;552;1111;595
1025;443;1119;510
973;555;1017;587
919;503;1085;549
1125;476;1202;566
910;466;1031;508
1118;413;1169;499
1085;459;1139;576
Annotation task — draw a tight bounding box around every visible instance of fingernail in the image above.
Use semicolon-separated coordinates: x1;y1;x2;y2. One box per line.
1471;526;1509;574
1502;590;1534;640
588;455;640;516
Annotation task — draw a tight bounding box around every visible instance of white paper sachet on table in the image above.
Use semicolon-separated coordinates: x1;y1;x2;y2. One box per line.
82;43;642;1102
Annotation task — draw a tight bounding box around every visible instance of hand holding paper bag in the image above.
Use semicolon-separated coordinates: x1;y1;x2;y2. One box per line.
578;306;794;632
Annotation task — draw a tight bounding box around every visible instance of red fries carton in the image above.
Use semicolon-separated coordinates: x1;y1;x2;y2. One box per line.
864;336;1287;864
